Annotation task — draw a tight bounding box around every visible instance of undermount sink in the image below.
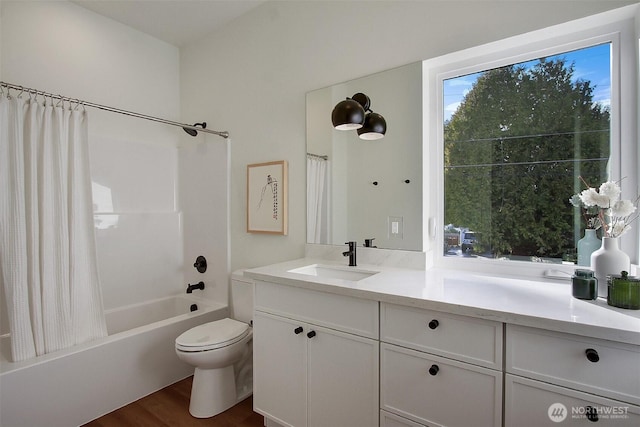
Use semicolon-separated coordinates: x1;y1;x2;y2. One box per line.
288;264;379;281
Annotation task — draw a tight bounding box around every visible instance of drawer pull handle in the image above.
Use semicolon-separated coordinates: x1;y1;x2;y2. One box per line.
585;348;599;363
428;320;439;330
428;364;439;376
585;406;599;422
307;330;316;339
294;326;303;335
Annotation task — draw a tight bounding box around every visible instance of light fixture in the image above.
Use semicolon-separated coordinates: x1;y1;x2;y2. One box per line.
331;92;386;139
357;112;386;140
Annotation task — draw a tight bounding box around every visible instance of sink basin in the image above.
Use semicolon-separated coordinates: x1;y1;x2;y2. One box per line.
288;264;379;281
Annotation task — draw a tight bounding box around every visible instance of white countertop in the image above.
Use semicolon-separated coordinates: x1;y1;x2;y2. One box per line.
245;258;640;345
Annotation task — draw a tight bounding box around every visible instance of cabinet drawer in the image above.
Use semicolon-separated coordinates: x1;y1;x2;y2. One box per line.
506;325;640;405
506;374;640;426
254;280;379;339
381;303;502;369
381;410;426;427
381;343;502;427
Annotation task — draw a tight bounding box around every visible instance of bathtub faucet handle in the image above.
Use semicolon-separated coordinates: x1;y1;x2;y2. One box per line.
186;281;205;293
193;256;207;273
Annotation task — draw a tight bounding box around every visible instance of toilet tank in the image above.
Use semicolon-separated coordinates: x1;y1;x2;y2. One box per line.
230;270;254;324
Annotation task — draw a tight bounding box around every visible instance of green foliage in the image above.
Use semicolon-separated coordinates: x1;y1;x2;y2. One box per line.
444;57;610;258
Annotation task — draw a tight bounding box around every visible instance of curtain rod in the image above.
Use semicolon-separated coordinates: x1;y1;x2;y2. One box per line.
307;152;328;160
0;81;229;139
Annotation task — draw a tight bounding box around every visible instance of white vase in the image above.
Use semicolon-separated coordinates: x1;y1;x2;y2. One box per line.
590;237;630;298
577;229;600;266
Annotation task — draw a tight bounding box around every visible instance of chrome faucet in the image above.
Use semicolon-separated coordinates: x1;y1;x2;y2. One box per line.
343;241;357;266
186;281;205;293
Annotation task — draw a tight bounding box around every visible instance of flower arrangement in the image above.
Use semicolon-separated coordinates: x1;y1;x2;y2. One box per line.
569;178;639;238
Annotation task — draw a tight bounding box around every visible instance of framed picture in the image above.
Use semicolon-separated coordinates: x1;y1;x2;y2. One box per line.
247;160;288;234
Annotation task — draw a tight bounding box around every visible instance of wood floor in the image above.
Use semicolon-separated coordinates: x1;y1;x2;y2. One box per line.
83;376;265;427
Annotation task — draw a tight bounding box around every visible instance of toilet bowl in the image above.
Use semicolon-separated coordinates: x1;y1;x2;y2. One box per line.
175;270;254;418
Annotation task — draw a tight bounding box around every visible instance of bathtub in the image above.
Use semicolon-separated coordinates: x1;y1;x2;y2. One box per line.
0;294;227;427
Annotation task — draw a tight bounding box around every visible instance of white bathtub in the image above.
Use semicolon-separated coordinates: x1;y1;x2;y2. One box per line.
0;295;228;427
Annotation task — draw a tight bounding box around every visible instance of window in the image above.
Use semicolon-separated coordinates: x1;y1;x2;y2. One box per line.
424;7;638;278
443;44;611;264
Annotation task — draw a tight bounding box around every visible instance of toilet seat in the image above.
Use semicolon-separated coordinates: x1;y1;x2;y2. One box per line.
176;318;251;352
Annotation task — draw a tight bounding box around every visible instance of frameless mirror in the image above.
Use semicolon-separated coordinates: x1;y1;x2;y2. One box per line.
306;62;423;251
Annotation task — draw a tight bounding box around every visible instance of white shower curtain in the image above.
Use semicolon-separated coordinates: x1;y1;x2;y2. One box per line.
0;93;107;362
306;155;329;244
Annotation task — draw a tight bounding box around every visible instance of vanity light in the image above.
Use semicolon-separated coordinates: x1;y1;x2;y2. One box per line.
331;92;386;139
357;111;386;140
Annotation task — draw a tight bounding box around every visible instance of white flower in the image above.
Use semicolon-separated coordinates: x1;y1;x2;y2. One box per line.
569;194;582;208
579;188;610;208
611;199;637;217
572;178;639;239
610;221;629;237
599;181;622;201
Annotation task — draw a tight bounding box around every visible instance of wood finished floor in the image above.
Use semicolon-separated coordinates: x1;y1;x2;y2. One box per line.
83;376;264;427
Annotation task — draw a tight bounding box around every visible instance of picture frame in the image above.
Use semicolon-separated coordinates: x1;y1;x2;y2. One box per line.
247;160;288;234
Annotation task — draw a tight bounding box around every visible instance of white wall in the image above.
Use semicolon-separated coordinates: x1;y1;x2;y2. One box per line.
1;0;635;310
0;1;187;312
179;0;637;272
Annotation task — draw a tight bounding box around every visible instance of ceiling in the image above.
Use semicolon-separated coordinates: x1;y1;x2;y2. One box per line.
72;0;267;47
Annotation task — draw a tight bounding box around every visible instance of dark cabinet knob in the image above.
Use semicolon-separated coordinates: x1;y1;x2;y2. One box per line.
428;364;439;376
307;330;316;339
585;406;599;422
585;348;599;363
428;319;439;330
294;326;303;335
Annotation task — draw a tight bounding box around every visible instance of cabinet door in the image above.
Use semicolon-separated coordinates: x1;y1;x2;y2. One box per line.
253;312;307;427
307;324;380;427
506;374;640;427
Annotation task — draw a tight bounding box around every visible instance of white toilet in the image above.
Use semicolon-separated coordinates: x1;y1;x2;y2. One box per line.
175;270;254;418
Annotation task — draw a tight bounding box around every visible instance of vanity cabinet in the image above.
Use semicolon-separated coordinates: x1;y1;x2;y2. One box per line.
250;264;640;427
253;280;379;427
380;303;503;427
505;325;640;426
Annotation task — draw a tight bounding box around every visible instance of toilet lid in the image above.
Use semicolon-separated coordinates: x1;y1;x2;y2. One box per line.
175;318;250;351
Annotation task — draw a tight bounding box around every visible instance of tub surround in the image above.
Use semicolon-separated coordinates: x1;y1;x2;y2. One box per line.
246;258;640;346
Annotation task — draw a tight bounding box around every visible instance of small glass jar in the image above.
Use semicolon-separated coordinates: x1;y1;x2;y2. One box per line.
572;269;597;300
607;271;640;310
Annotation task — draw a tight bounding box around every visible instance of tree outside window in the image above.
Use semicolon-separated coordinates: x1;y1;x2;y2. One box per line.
443;44;610;262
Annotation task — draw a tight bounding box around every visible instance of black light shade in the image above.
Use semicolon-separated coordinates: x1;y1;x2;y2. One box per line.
357;112;387;140
331;98;365;130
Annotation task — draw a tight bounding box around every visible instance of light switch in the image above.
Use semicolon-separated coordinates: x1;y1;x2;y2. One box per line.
388;216;403;239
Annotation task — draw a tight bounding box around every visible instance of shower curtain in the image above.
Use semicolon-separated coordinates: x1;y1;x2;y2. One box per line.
0;93;107;362
306;155;329;244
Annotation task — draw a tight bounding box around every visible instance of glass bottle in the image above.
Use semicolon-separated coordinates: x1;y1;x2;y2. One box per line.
577;229;600;266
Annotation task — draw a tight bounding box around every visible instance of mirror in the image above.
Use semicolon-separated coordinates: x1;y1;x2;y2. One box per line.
306;62;423;251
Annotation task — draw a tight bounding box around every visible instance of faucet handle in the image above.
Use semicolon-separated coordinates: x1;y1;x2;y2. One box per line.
193;255;207;273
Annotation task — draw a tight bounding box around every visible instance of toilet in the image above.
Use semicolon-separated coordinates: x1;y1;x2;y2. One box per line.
175;270;254;418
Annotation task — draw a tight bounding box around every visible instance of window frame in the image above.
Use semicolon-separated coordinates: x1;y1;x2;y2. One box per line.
423;6;638;280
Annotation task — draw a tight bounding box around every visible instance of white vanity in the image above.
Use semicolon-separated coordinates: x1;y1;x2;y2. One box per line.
246;257;640;427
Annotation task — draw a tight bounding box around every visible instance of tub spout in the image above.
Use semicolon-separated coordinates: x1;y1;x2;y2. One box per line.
186;281;205;293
